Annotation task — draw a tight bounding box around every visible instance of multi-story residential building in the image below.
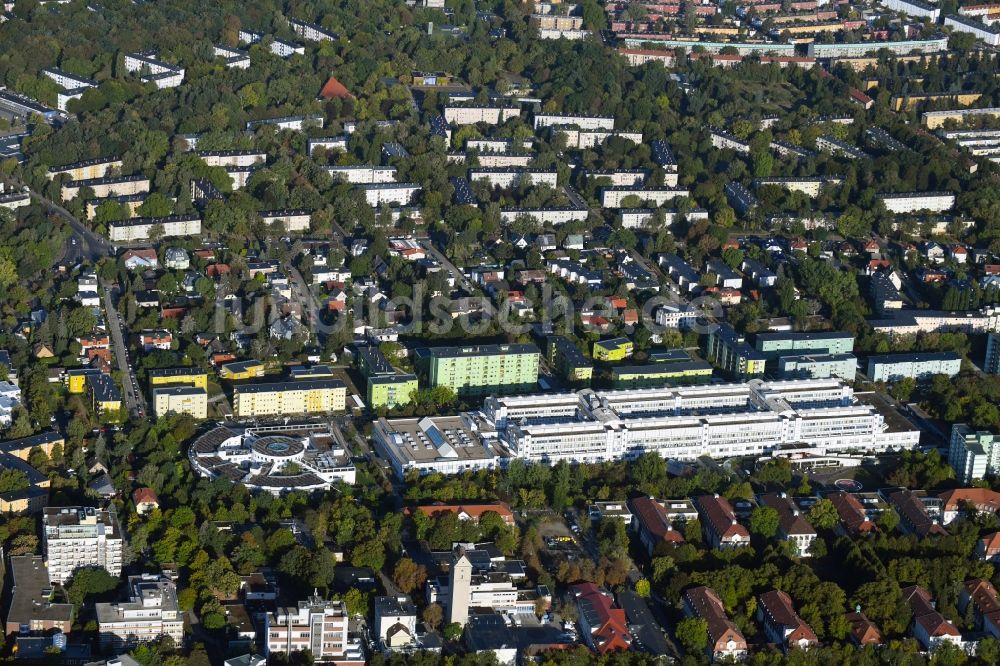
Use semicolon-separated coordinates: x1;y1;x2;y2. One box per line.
259;209;312;233
938;488;1000;525
499;207;588;225
153;386;208;419
194;150;266;168
707;324;766;378
213;44;250;68
710;129;750;153
601;187;688;208
556;129;642;150
4;556;74;636
289;17;337;42
42;68;98;111
986;332;1000;375
682;586;748;662
442;105;520;125
585;169;650;187
881;0;940;20
944;14;1000;46
621;208;708;229
360;183;422;207
43;506;124;583
757;591;818;651
757;493;817;556
265;596;364;663
547;336;594;384
755;331;855;361
468;169;558;189
108;215;202;243
593;337;634;362
948;423;1000;483
62;175;150;201
307;137;348;155
357;347;419;409
87;374;122;417
326;165;397;184
866;352;961;382
269;38;305;57
533;114;614;131
878;191;955;214
693;494;751;549
148;368;209;391
806;36;948;57
611;360;714;388
778;353;857;380
571;583;633;654
752;177;840;197
246;114;325;131
96;575;183;649
123;52;185;88
232;379;347;417
923;107;1000;129
413;344;540;396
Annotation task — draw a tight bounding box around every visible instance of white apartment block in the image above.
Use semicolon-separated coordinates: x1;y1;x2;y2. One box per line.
43;506;123;584
62;175;150;201
123;52;185;89
871;306;1000;337
467;139;517;153
621;208;708;228
557;128;642;150
247;115;325;131
48;157;122;181
585;169;649;187
468;169;558;189
474;153;535;168
866;352;961;382
361;183;421;207
538;28;591;39
226;166;258;190
601;187;689;208
266;597;364;663
881;0;940;21
807;36;948;58
499;208;589;225
443;106;521;125
945;15;1000;46
753;177;840;198
326;165;397;184
43;68;97;111
96;575;184;649
531;14;585;30
308;137;348;154
213;44;250;69
948;424;1000;484
270;39;305;58
260;209;312;232
534;113;615;131
710;129;750;154
195;150;266;168
878;191;955;214
108;215;202;243
289;18;337;42
485;379;920;465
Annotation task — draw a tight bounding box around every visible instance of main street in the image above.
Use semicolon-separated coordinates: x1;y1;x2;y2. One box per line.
101;283;147;418
1;175;112;263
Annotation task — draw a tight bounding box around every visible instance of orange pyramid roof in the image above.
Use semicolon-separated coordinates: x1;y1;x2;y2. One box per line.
319;75;353;99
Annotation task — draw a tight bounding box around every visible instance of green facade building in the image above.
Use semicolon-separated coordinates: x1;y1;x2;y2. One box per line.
611;360;713;388
753;331;855;361
414;343;540;396
358;346;418;409
546;335;593;385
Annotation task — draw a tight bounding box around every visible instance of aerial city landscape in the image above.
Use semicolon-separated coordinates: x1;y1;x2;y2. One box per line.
2;0;1000;664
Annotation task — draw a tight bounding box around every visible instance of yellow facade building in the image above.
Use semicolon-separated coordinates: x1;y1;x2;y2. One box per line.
593;338;634;363
148;368;209;390
219;360;265;381
233;380;347;417
153;386;208;419
67;368;102;394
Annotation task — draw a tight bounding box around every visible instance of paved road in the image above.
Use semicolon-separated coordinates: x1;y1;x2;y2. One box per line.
419;239;475;292
2;176;112;262
101;284;147;418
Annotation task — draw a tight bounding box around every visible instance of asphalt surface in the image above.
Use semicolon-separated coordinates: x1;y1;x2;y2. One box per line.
102;284;147;418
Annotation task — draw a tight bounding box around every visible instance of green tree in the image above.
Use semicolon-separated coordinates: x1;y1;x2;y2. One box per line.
748;506;780;538
675;617;708;654
807;499;838;530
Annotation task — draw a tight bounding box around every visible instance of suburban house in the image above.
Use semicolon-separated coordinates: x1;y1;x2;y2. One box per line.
683;586;748;662
902;585;961;650
629;497;685;556
757;590;818;651
571;583;632;655
693;494;751;549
